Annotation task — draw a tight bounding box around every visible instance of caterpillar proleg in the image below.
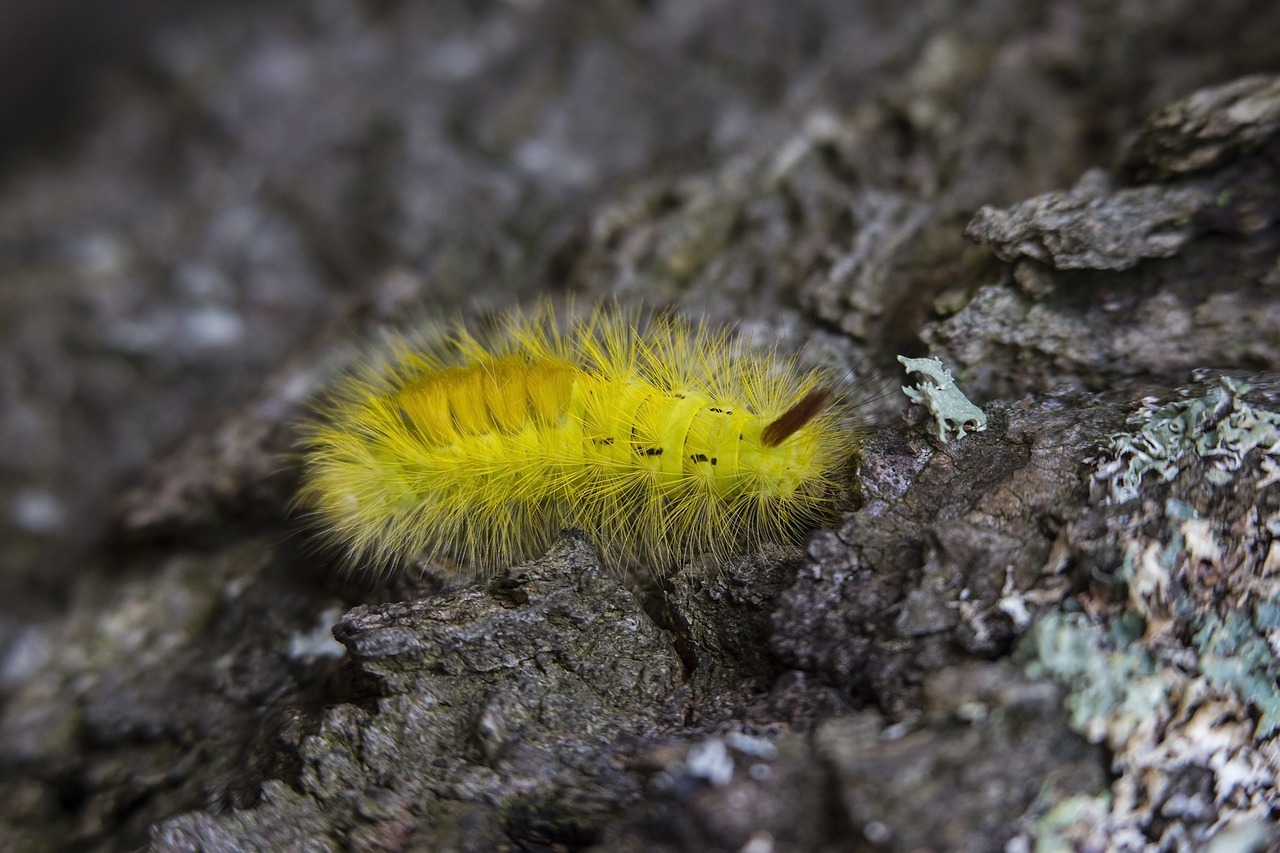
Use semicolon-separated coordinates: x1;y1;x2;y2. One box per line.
297;303;855;575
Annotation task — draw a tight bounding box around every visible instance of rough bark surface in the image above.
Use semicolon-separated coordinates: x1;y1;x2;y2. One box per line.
2;2;1279;852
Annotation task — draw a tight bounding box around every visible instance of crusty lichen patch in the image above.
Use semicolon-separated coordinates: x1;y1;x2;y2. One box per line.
1092;376;1280;504
1021;613;1277;850
1019;374;1280;850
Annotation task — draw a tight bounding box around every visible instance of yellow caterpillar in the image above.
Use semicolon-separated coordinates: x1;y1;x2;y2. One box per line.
297;303;854;575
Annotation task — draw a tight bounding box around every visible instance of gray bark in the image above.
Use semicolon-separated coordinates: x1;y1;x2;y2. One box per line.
1;2;1279;851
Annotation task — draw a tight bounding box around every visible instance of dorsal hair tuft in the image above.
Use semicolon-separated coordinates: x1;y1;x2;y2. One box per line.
761;388;833;447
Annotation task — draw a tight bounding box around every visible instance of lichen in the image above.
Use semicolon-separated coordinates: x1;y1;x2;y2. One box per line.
1022;613;1174;749
898;355;988;442
1032;793;1114;853
1194;610;1280;739
1019;612;1279;849
1092;376;1280;504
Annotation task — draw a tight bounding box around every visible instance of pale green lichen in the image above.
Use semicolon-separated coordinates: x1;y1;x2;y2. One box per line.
1019;611;1280;848
1038;513;1280;740
1194;609;1280;739
897;356;987;442
1093;376;1280;504
1032;793;1113;853
1022;377;1280;847
1021;612;1174;748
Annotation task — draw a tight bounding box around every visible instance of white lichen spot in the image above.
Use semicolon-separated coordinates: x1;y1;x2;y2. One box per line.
287;606;346;660
685;737;734;787
1180;518;1223;566
724;731;778;761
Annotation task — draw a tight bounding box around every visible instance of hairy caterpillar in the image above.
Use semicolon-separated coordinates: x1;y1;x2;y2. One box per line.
297;303;854;574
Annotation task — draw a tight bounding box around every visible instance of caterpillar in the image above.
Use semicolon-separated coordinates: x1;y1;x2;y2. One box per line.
297;303;855;575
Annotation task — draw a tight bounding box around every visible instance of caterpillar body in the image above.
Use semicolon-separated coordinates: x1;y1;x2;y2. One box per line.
298;303;854;574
